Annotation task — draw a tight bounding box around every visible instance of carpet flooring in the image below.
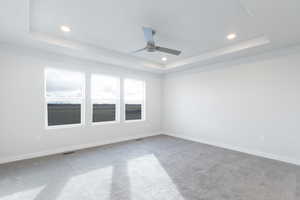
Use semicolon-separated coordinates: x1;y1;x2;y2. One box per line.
0;135;299;200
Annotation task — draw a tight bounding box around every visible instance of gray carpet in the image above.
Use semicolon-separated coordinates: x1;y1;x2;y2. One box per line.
0;135;299;200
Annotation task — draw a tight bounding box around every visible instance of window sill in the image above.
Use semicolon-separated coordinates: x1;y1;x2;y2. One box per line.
45;123;84;130
124;119;146;123
91;121;120;126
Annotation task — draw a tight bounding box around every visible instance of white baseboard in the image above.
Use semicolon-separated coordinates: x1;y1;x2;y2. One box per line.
3;132;299;167
165;133;300;166
0;132;162;164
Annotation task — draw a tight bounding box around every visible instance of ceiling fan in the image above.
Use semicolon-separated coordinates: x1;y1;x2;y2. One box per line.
132;27;181;56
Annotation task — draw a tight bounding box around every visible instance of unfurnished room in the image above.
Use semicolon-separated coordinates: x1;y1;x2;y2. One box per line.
0;0;300;199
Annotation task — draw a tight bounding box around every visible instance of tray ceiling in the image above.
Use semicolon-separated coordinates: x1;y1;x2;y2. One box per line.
0;0;300;73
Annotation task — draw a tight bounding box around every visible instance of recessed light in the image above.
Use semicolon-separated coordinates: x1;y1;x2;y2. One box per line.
162;57;167;61
60;25;71;32
227;33;236;40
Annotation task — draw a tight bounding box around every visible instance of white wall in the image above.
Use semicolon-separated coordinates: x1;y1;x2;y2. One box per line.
2;43;300;166
0;45;162;163
163;46;300;165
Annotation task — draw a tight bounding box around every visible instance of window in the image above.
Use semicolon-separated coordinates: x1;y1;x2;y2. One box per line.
45;68;85;128
124;79;145;121
91;74;120;123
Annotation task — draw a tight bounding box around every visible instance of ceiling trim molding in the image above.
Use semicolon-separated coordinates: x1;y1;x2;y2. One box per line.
165;36;270;69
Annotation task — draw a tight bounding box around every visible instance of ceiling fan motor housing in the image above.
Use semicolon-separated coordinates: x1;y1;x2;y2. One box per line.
146;43;156;52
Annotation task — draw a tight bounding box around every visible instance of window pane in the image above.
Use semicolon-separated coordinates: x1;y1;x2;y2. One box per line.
125;104;142;120
47;103;81;126
91;75;119;102
91;74;119;123
124;79;145;103
46;68;84;98
93;104;116;122
124;79;145;120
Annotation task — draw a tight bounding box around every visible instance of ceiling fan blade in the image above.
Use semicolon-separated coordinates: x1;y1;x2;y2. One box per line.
155;46;181;55
132;47;147;53
142;27;155;44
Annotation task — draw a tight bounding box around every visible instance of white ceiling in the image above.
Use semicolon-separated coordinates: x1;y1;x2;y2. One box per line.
0;0;300;73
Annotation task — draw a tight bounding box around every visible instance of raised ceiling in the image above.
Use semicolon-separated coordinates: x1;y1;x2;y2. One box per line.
0;0;300;73
30;0;261;64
